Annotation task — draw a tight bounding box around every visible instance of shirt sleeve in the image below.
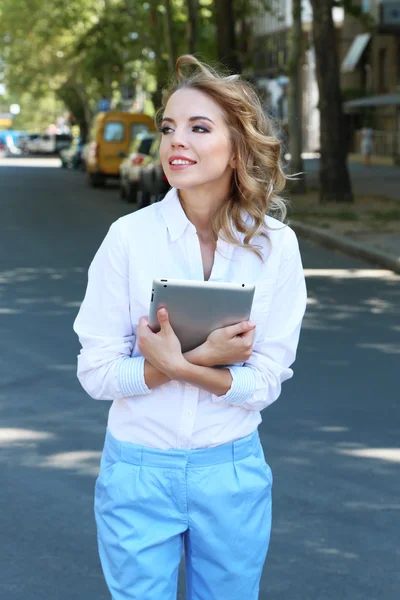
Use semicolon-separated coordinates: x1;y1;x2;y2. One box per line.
211;233;307;411
73;220;151;400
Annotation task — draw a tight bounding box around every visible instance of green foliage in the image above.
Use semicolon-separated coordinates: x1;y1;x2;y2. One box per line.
0;0;217;133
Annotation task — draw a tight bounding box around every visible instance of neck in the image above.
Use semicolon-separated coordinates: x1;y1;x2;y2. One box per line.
178;182;230;238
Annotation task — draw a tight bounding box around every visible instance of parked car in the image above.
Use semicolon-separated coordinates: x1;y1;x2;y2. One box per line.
36;133;72;154
119;133;156;203
60;137;84;169
137;143;170;208
24;133;41;154
85;110;155;187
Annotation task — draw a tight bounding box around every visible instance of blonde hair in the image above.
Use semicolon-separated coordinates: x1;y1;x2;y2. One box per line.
159;55;289;261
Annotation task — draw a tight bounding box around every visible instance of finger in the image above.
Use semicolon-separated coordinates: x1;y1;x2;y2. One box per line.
241;328;255;343
157;308;171;331
138;316;149;332
226;320;256;338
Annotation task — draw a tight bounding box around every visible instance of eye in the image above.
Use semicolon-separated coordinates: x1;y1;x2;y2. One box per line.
160;126;173;135
192;125;209;133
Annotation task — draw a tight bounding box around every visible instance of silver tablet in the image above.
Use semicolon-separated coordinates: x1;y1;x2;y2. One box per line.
148;278;255;353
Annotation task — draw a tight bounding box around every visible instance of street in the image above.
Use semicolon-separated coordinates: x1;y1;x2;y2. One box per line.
0;158;399;600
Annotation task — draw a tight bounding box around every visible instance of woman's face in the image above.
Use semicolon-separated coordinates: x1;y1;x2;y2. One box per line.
160;88;236;194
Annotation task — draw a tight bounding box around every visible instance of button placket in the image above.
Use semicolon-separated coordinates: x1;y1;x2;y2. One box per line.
186;228;204;280
176;385;198;448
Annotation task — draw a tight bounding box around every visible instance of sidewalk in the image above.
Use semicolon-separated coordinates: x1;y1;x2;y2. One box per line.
288;160;400;273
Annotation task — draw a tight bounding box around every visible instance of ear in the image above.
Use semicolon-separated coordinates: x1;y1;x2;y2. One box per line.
229;154;237;169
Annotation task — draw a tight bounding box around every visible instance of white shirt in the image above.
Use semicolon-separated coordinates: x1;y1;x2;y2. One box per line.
73;188;307;449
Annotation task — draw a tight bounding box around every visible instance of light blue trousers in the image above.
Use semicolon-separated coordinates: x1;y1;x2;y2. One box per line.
95;429;272;600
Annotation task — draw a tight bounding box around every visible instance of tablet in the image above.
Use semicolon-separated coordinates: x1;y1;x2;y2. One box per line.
148;278;255;353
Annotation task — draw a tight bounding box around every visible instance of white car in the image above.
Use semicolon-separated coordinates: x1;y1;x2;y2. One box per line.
38;133;72;154
119;133;156;203
28;133;72;154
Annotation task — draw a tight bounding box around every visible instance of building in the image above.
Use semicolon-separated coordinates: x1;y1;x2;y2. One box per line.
251;0;344;152
341;0;400;162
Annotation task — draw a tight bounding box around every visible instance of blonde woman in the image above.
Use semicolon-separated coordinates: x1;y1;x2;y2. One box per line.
74;55;307;600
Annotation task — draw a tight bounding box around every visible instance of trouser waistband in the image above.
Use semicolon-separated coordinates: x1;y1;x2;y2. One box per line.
104;428;260;468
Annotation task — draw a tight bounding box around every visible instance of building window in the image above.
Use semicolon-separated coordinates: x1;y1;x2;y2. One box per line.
361;0;370;12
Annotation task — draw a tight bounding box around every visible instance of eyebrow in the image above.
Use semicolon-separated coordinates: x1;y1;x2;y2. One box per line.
161;116;215;125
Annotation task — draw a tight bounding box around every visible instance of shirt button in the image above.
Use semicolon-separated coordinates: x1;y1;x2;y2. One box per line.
185;411;193;417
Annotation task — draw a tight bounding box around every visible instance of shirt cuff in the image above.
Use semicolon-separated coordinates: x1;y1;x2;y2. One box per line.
211;365;257;406
117;356;151;397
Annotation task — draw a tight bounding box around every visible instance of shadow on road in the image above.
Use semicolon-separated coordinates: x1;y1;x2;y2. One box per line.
0;262;399;599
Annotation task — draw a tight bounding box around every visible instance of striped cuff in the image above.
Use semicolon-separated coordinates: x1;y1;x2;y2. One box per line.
212;365;257;406
117;356;151;397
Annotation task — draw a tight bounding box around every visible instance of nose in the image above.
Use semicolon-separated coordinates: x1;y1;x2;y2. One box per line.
170;127;189;149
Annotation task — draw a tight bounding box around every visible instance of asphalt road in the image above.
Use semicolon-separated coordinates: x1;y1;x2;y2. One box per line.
0;157;399;600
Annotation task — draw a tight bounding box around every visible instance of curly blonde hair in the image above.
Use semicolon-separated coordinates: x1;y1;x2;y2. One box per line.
158;55;289;261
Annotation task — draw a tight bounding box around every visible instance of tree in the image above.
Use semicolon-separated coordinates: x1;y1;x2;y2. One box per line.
186;0;198;54
0;0;218;135
309;0;353;203
287;0;306;193
214;0;240;72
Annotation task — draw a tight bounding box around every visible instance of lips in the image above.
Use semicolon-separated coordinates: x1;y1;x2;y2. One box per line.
169;155;197;165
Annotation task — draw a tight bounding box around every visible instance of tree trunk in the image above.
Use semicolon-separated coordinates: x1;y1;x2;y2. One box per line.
214;0;240;72
79;119;89;144
187;0;198;54
288;0;306;193
163;0;176;71
149;0;168;108
310;0;353;203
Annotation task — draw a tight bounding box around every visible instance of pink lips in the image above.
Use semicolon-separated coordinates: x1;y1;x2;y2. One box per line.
169;155;197;171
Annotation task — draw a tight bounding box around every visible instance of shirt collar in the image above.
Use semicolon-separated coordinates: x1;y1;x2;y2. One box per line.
159;188;195;242
159;187;249;244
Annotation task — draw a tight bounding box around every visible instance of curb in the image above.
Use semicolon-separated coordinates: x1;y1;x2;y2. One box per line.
291;221;400;275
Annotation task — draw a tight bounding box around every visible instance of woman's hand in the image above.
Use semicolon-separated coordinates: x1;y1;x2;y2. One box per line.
186;321;257;368
137;308;187;379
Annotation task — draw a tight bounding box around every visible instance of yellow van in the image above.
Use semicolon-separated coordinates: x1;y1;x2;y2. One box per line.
85;111;156;187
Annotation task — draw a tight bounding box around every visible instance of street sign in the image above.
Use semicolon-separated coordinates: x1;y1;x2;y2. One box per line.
98;98;111;112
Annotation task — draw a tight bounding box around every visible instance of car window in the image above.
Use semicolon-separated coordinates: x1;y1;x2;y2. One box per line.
137;137;154;155
103;122;125;142
131;123;149;140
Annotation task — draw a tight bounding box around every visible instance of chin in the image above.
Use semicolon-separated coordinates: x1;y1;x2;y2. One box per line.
167;177;202;190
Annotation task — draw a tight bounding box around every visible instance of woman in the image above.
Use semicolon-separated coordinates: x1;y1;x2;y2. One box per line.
73;55;307;600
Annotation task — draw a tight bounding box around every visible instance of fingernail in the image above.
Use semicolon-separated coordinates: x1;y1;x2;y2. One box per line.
159;309;167;317
248;321;256;327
